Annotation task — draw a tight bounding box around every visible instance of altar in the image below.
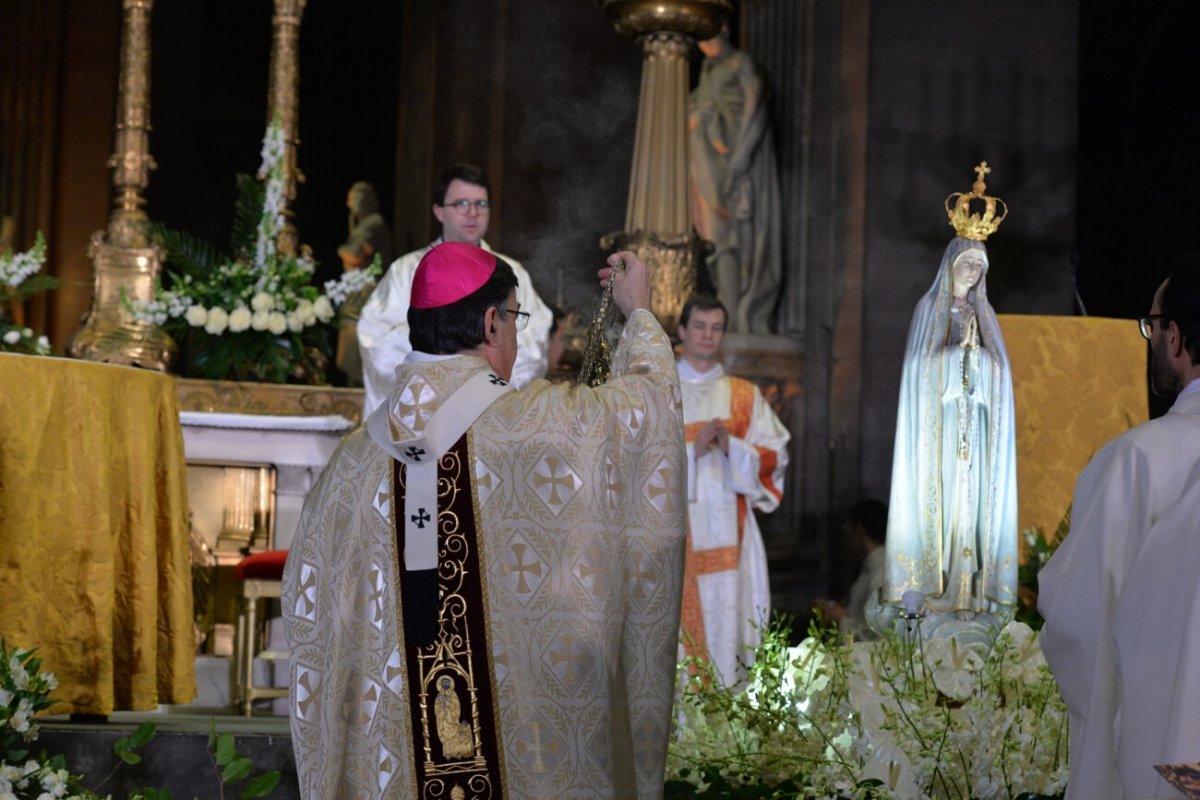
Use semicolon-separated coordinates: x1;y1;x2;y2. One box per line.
0;353;195;715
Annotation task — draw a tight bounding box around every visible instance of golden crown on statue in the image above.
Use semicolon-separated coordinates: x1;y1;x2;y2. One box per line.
945;162;1008;241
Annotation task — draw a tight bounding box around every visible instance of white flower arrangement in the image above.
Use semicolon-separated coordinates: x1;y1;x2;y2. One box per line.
127;116;380;383
667;618;1069;800
0;233;54;357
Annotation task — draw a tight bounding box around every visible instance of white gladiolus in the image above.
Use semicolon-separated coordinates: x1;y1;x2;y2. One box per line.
204;307;229;335
185;305;208;327
267;312;288;335
250;310;271;331
227;306;252;333
250;291;274;312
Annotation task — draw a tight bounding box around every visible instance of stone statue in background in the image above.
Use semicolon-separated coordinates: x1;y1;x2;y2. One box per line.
874;165;1018;647
688;27;782;334
336;181;394;386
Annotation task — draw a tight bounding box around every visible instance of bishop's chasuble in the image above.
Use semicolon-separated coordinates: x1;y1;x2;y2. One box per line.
284;309;687;799
676;360;789;685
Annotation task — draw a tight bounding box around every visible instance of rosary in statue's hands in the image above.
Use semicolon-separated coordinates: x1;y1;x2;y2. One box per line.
694;418;730;456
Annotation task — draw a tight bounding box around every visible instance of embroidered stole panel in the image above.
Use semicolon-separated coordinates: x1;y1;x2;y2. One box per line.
393;435;505;799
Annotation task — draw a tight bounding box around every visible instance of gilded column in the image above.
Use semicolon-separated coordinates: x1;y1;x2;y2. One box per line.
69;0;175;370
597;0;731;332
266;0;307;258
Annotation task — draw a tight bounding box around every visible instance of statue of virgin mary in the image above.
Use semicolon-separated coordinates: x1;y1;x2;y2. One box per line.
874;164;1018;641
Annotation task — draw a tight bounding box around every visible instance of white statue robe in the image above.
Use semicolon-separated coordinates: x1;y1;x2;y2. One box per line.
357;238;553;412
284;309;687;799
1113;464;1200;800
1039;379;1200;800
677;360;790;685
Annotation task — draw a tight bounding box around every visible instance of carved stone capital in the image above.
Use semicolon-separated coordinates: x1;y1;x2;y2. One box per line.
638;31;691;59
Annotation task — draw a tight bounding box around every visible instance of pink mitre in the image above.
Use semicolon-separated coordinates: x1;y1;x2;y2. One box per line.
410;242;497;309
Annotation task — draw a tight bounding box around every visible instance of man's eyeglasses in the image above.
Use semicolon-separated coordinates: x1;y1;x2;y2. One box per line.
441;199;489;214
1138;314;1164;341
501;307;530;331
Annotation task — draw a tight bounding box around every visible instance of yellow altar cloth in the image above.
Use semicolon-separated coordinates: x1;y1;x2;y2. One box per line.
0;354;195;714
997;315;1148;538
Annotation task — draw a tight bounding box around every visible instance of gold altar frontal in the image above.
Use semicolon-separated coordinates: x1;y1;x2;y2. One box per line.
0;354;195;714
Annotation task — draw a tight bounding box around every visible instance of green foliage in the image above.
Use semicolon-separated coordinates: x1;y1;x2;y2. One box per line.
668;615;1070;800
230;174;266;257
209;730;281;799
1016;505;1072;629
112;722;157;766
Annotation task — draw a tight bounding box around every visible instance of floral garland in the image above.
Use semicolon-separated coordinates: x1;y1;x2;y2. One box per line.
667;618;1069;800
0;233;53;356
129;118;379;383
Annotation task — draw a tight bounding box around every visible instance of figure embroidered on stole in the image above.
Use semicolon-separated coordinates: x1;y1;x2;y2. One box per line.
394;436;505;799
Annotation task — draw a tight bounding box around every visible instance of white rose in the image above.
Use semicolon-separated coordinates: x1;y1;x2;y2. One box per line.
36;336;49;350
21;328;32;338
267;312;288;335
250;310;270;331
287;311;304;332
2;330;19;345
250;291;274;312
227;306;252;333
204;307;229;335
184;305;208;327
313;296;334;323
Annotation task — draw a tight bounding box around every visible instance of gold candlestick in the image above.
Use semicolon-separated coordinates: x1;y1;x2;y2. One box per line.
69;0;176;371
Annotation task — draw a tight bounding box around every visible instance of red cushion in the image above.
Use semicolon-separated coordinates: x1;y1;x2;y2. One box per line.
235;550;288;581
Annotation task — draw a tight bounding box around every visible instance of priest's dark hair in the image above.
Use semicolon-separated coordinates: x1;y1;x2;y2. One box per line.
408;255;518;355
679;294;728;328
1162;251;1200;365
432;163;490;205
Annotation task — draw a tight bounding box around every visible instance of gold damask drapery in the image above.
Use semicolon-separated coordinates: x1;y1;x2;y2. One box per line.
0;353;194;714
997;314;1148;539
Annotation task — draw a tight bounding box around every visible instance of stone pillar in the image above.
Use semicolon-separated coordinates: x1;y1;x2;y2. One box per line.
69;0;176;370
597;0;731;333
266;0;307;258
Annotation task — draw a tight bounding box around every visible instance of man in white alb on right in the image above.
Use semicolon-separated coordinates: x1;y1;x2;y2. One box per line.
675;294;790;686
1039;253;1200;800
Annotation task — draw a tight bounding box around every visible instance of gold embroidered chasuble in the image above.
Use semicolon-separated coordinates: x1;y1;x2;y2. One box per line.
284;309;687;799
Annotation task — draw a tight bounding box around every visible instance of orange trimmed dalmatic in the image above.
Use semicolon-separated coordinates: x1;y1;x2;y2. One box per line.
679;376;784;673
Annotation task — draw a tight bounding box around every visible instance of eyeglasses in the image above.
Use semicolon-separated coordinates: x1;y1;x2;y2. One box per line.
1138;314;1165;340
441;199;489;214
501;307;530;331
